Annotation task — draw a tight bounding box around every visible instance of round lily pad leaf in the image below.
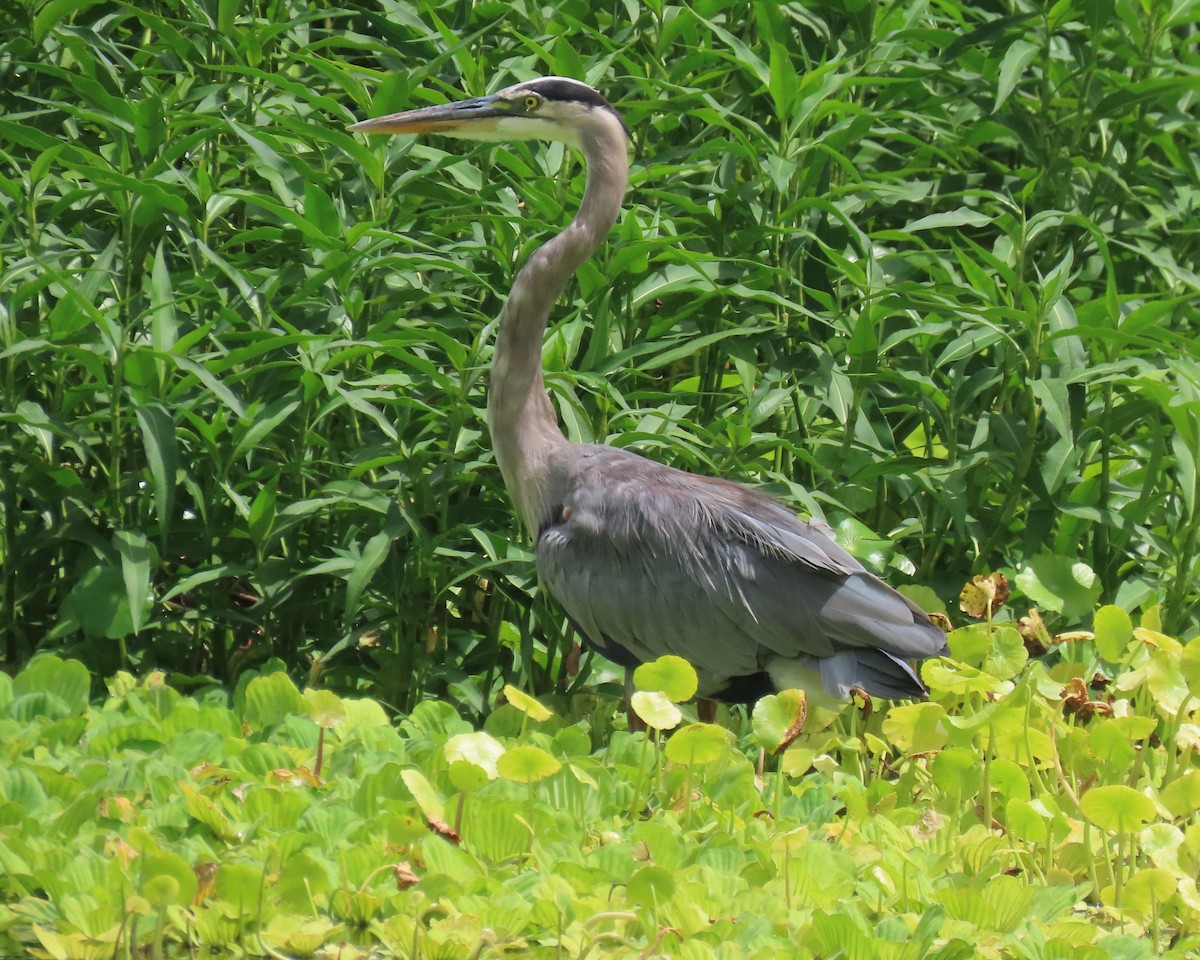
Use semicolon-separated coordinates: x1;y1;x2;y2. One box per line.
1161;770;1200;817
217;862;265;912
751;690;807;754
983;625;1028;680
880;702;948;753
304;688;346;729
627;865;676;908
1005;798;1048;844
448;759;490;793
663;723;731;765
1123;868;1177;919
502;684;553;721
1181;637;1200;697
445;732;503;779
141;850;197;906
931;746;978;796
1080;784;1156;834
632;656;698;703
1015;557;1101;619
497;745;561;783
630;690;682;731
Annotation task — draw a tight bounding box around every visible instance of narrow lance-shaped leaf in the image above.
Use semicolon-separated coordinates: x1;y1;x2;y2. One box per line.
134;402;178;544
114;530;152;635
344;530;393;626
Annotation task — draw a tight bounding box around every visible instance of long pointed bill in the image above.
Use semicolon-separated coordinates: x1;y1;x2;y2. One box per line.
347;96;503;137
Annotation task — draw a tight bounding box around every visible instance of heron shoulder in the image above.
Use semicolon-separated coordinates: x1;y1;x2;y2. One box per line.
542;445;863;577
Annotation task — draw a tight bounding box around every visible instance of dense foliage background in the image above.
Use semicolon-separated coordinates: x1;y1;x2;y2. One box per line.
3;2;1200;958
1;0;1197;712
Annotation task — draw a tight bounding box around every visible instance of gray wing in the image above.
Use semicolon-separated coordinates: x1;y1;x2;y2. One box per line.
535;445;948;701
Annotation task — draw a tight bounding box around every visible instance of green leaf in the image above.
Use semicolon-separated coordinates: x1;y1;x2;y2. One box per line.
751;690;808;754
1080;785;1156;834
632;656;698;703
140;850;198;907
133;403;178;543
401;769;444;821
995;39;1037;111
1123;868;1177;919
1093;605;1134;662
343;531;392;625
62;566;135;640
502;685;553;722
1161;771;1200;818
304;688;346;729
12;656;91;714
216;862;265;913
630;690;682;731
903;208;993;231
1015;557;1102;619
1005;798;1049;844
113;530;152;635
148;242;177;354
627;865;675;908
496;745;561;783
881;702;948;753
444;732;503;779
1180;637;1200;697
242;673;307;728
662;723;730;765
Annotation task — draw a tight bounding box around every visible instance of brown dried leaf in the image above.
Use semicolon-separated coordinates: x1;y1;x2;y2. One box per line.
427;816;461;844
193;862;218;904
958;572;1010;619
1018;608;1052;657
1060;677;1113;720
928;611;953;632
849;686;873;719
394;861;419;889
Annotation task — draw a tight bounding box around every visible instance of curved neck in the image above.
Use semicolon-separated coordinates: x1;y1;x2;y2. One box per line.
488;110;628;533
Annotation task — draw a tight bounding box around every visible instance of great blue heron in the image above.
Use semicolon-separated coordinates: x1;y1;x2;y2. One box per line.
350;77;948;708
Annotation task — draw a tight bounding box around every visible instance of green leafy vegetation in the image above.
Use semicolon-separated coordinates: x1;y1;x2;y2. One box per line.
2;0;1197;710
3;613;1200;958
3;0;1198;954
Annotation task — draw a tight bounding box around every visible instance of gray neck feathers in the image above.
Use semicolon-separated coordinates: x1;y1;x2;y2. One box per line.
487;107;629;533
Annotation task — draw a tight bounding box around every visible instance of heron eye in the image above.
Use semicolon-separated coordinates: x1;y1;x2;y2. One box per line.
523;95;540;112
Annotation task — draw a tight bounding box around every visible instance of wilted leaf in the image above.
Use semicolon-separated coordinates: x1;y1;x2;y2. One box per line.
959;572;1009;619
752;689;807;754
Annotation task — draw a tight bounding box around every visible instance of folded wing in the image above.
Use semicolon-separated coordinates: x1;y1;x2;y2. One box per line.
535;445;947;701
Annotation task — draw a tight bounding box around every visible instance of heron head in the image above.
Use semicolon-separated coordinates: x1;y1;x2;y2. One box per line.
348;76;624;151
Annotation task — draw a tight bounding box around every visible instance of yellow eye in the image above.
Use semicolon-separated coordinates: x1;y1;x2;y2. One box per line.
523;95;540;112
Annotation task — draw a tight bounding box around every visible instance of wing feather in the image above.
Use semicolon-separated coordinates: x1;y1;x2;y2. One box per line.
535;445;947;699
